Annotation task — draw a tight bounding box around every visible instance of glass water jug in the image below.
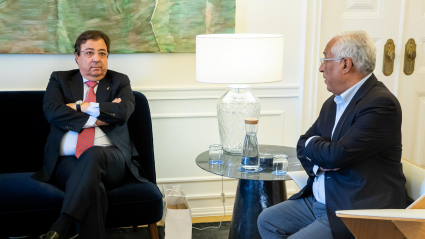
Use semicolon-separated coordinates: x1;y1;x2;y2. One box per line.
240;118;260;172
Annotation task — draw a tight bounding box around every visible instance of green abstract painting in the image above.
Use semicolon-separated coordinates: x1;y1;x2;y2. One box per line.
0;0;235;53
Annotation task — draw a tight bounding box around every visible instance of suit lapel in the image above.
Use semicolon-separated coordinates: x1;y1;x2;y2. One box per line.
69;71;84;102
95;74;112;103
331;74;378;141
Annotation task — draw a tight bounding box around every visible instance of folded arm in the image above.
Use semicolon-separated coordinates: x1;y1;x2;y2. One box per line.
303;96;399;169
43;72;90;132
297;120;320;177
97;76;135;126
66;98;122;126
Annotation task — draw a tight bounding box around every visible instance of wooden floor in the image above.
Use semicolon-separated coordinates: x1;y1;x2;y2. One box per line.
192;215;232;223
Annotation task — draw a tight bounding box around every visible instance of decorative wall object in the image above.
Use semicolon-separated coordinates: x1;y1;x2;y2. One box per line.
0;0;235;53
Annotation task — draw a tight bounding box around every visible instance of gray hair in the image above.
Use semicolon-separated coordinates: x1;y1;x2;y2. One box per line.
331;30;376;74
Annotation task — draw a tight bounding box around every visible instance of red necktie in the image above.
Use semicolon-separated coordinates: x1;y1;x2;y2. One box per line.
75;81;98;158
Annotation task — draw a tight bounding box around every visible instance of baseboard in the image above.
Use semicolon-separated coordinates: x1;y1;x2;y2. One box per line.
189;192;295;218
191;206;233;217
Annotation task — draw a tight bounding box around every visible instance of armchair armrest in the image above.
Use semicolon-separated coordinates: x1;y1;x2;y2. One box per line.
336;209;425;239
287;171;308;189
336;209;425;221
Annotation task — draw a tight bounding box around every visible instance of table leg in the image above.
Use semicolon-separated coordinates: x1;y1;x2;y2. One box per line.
229;179;287;239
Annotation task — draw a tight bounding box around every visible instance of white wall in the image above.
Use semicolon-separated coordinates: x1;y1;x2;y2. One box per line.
0;0;306;217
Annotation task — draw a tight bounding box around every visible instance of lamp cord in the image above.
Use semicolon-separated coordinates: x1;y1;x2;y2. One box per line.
192;176;226;230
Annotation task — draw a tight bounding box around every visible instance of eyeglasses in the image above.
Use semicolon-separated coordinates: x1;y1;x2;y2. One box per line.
320;58;344;65
80;50;108;58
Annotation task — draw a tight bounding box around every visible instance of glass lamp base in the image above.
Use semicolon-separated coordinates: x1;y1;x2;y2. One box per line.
217;85;261;155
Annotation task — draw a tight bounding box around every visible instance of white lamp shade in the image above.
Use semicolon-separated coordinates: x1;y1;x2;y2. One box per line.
196;34;284;84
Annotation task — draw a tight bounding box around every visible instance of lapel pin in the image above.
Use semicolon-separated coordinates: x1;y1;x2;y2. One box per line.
107;87;110;90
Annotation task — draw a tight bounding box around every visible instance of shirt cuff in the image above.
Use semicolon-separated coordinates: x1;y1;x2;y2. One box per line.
86;102;100;118
83;116;97;128
305;136;319;147
313;165;325;176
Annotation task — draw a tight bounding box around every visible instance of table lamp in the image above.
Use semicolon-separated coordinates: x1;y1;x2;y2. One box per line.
196;34;284;155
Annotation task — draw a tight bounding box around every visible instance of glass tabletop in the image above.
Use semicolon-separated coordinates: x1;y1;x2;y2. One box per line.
195;145;303;181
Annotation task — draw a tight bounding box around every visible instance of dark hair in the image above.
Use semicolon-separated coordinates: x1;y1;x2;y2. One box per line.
74;30;110;56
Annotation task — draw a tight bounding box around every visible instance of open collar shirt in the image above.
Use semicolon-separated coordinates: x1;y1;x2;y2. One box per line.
59;77;114;156
308;73;372;204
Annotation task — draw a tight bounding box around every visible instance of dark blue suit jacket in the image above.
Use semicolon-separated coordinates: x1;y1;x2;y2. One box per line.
32;69;147;183
290;74;408;239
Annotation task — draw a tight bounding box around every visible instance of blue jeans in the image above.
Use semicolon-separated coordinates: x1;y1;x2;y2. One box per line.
257;195;334;239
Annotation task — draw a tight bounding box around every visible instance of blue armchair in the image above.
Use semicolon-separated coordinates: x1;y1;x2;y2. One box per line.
0;91;163;238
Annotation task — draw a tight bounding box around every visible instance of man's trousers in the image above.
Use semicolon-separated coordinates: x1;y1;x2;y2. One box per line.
257;194;334;239
54;146;129;239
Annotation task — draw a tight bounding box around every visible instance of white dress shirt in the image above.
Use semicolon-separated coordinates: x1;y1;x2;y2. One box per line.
307;73;372;204
59;77;114;156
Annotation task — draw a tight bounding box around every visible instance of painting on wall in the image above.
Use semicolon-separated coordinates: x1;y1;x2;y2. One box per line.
0;0;235;54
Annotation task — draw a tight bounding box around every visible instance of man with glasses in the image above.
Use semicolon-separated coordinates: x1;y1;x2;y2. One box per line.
258;30;408;239
32;30;147;239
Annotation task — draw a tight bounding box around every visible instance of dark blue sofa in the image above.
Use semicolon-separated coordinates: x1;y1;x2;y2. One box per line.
0;91;163;238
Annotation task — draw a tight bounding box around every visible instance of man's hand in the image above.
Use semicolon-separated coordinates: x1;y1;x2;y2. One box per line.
318;167;340;173
96;119;109;126
66;102;90;112
67;98;120;111
66;103;76;110
80;102;90;113
66;98;120;125
93;98;120;126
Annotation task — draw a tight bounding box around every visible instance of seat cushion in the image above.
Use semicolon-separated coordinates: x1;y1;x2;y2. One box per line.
0;172;163;236
106;179;164;228
0;172;64;213
0;172;64;235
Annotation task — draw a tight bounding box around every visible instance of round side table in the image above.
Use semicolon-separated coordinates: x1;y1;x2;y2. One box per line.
196;145;303;239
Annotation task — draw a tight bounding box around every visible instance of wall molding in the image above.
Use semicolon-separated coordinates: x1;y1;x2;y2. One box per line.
419;37;425;73
169;190;297;201
135;85;300;101
348;0;374;9
4;84;301;93
297;0;308;135
189;189;297;217
159;175;298;217
187;193;236;201
146;94;299;101
392;0;407;96
423;0;425;17
413;92;425;166
133;84;300;92
341;0;383;18
373;38;383;79
157;175;238;184
151;110;284;119
301;0;322;133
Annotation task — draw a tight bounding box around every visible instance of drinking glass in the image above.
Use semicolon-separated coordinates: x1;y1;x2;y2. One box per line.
209;144;224;165
272;154;288;175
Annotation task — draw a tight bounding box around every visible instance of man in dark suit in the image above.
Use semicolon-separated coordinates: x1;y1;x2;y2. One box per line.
257;30;408;239
32;30;146;239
